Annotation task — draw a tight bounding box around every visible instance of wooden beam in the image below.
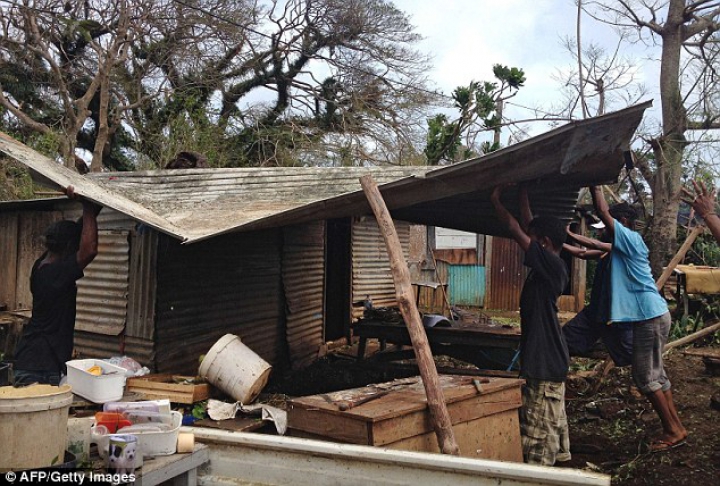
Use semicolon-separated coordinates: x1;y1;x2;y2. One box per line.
360;174;460;456
664;320;720;352
655;225;704;290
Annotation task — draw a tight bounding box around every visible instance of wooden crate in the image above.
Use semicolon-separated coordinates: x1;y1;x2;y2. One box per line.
287;375;524;462
126;374;210;404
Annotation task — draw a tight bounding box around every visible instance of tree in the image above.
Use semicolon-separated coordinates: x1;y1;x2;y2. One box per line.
424;65;526;165
580;0;720;275
0;0;138;171
0;0;437;170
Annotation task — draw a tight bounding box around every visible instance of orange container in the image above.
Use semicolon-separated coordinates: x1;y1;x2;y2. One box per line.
94;412;132;434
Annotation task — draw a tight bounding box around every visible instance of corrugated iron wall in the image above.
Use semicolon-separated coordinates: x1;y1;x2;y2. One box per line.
351;217;410;320
282;221;325;370
73;210;155;366
448;265;486;307
155;229;286;375
485;236;526;310
76;230;129;335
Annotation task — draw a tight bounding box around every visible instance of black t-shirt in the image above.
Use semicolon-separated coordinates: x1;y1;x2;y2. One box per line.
519;241;570;382
15;252;84;372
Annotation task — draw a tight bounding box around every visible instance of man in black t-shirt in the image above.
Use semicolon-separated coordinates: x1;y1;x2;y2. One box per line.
14;186;101;386
491;184;570;466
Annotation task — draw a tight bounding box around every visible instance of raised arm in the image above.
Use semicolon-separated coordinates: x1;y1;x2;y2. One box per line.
66;186;102;269
590;186;615;237
562;243;606;260
683;180;720;244
491;186;531;251
518;185;533;232
566;227;613;253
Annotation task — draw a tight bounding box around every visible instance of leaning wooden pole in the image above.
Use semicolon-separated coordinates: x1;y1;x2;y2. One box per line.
655;225;704;291
360;174;460;456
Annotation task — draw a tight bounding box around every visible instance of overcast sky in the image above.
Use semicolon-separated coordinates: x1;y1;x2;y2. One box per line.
392;0;661;140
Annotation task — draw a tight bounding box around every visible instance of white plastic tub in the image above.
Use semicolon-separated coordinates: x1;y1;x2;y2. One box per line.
92;411;182;459
66;359;126;403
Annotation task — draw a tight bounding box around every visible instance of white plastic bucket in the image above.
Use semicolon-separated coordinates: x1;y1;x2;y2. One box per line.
198;334;272;404
0;384;73;471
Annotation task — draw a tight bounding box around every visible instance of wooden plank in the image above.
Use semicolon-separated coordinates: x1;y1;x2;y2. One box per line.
0;212;18;309
288;376;523;420
385;410;523;462
137;443;209;486
126;374;210;404
193;417;265;433
286;407;370;444
352;321;520;350
16;211;60;309
370;387;521;446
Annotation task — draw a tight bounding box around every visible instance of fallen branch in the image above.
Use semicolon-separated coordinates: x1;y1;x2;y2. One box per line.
664;320;720;352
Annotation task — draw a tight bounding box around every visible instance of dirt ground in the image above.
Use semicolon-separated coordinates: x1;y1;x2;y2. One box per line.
563;348;720;485
264;335;720;485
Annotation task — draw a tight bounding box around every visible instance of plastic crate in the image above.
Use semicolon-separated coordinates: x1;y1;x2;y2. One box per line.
66;359;126;403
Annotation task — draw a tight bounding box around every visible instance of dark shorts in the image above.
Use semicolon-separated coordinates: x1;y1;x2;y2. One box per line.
13;369;61;386
562;309;633;367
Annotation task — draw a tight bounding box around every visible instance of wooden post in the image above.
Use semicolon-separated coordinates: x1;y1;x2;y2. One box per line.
655;225;704;290
360;175;460;456
430;250;453;317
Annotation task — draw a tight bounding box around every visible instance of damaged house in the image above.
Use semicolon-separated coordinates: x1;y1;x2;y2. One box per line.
0;102;649;375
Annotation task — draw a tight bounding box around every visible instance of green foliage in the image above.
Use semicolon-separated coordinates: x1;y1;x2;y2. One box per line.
424;64;525;165
424;114;461;165
150;109;239;168
492;65;526;89
0;161;35;201
191;401;208;420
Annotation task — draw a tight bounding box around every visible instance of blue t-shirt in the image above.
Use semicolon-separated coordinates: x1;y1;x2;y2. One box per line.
609;220;668;322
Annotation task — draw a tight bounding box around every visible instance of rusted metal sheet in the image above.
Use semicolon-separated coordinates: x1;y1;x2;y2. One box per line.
485;237;525;311
434;249;479;265
0;212;18;310
282;222;325;370
76;230;130;335
351;218;411;320
154;230;285;374
448;265;486;307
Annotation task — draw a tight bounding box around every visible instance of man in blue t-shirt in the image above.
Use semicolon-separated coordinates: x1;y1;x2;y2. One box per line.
491;184;570;466
564;217;633;367
575;187;687;452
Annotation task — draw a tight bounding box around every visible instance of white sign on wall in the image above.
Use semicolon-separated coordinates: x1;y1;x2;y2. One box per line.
435;227;477;249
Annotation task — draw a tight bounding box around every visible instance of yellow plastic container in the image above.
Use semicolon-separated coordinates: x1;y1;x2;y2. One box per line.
0;384;73;471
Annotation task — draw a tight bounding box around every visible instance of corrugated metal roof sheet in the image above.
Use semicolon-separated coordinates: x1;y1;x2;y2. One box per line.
0;102;650;242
